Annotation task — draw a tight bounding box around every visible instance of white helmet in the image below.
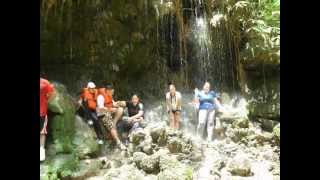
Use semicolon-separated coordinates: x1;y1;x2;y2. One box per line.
87;82;96;89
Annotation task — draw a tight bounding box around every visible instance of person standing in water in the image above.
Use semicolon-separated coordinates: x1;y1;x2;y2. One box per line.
40;78;55;161
195;81;223;141
166;83;182;130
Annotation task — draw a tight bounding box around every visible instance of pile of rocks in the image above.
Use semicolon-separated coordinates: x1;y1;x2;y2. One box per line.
87;122;201;180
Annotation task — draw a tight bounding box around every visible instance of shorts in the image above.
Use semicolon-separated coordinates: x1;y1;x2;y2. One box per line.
117;120;141;135
40;116;48;135
170;109;181;114
99;112;114;131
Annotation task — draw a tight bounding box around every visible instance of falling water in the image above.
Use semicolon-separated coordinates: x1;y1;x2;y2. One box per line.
153;0;238;93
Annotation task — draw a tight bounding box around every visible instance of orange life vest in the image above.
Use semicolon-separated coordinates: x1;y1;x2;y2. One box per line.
81;88;97;110
98;88;113;108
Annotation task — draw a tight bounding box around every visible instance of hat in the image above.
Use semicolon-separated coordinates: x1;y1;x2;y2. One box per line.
105;84;113;90
87;82;96;89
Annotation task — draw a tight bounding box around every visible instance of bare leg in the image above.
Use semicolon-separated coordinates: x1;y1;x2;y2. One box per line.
169;112;175;129
40;134;46;148
207;110;215;141
197;110;208;138
113;107;123;125
110;128;121;143
174;112;181;130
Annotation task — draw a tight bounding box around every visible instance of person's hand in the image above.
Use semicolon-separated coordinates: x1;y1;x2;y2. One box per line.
113;102;120;108
219;107;227;114
127;117;133;123
118;101;126;107
133;117;142;123
109;108;117;113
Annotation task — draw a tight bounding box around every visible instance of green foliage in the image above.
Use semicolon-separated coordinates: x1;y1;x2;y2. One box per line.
208;0;280;65
241;0;280;64
41;153;79;180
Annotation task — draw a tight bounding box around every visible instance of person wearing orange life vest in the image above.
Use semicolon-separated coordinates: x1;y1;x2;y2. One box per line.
78;82;105;145
40;78;55;162
96;84;126;150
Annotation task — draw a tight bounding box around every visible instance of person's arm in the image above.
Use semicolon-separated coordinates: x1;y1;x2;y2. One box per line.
176;92;182;110
193;91;200;109
129;110;144;121
129;103;144;121
112;100;118;107
114;101;127;107
214;97;226;112
166;93;171;113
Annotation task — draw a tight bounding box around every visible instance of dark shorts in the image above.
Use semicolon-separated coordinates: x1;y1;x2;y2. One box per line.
171;109;181;113
40;116;48;134
117;120;140;134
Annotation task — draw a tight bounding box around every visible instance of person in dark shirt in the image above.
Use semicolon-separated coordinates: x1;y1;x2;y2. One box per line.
117;94;144;143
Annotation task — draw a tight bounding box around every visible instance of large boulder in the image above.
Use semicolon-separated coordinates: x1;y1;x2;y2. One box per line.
140;154;160;174
133;150;162;174
130;128;147;145
227;128;249;143
245;70;280;121
232;118;249;129
227;153;252;177
72;115;99;159
158;154;193;180
255;132;274;145
256;118;279;132
104;164;146;180
167;137;183;153
68;159;102;180
47;83;75;153
132;152;148;166
150;125;167;146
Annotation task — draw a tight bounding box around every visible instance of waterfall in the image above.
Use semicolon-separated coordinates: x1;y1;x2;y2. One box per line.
41;0;242;98
153;0;238;93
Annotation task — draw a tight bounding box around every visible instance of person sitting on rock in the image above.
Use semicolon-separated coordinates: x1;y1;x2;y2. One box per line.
40;77;55;161
78;82;105;145
117;94;144;144
96;84;126;150
166;83;182;130
194;81;224;141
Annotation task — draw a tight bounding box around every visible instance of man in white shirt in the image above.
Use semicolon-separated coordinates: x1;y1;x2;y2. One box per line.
166;83;182;130
96;85;125;150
